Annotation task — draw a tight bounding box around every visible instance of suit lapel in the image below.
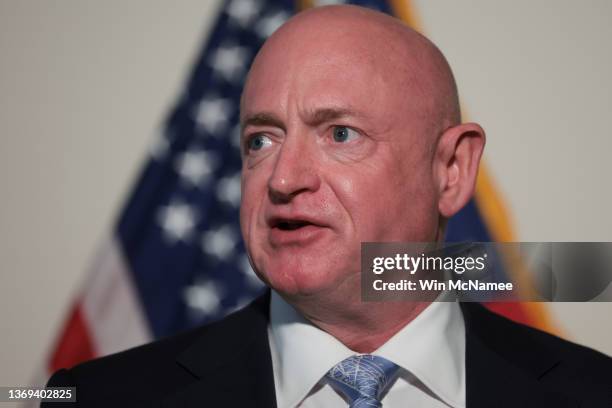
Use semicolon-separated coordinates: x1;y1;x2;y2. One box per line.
164;292;277;408
462;303;579;408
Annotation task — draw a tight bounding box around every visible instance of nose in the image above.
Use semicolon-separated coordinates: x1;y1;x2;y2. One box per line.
267;137;321;203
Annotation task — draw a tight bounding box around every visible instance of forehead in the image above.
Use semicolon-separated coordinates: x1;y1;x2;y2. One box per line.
241;29;407;123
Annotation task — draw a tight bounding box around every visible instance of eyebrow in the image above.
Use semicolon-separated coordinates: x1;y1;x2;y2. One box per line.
241;107;362;130
241;112;285;131
303;107;359;126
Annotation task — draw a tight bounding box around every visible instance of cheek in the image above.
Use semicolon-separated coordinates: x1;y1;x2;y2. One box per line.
333;162;438;242
239;172;265;239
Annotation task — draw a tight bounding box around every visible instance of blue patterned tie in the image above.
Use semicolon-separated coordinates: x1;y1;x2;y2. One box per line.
325;355;400;408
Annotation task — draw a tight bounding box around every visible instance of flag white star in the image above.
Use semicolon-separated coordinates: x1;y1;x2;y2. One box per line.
240;254;264;289
174;148;218;187
202;225;237;260
209;45;250;83
183;280;224;317
216;172;241;207
255;10;290;39
193;96;233;135
226;0;261;28
157;201;198;243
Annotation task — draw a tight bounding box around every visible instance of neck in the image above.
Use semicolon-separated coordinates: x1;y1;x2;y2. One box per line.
285;289;431;353
280;227;445;352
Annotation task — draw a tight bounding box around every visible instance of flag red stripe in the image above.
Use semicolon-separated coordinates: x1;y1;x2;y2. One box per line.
485;302;531;325
49;302;97;372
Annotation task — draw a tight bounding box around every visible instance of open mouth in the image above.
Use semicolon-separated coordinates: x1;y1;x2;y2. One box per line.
273;219;314;231
267;216;328;245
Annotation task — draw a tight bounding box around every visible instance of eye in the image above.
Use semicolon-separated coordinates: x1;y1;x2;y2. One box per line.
246;133;272;152
332;126;360;143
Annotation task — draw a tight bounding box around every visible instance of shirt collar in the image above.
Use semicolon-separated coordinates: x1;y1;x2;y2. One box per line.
268;290;466;408
375;296;466;407
268;290;354;408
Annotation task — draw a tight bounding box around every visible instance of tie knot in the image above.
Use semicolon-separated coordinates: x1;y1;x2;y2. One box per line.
326;355;400;408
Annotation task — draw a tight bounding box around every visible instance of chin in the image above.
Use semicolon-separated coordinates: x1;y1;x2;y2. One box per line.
255;256;347;297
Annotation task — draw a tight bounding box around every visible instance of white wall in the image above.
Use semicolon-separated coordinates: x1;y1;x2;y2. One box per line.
0;0;610;390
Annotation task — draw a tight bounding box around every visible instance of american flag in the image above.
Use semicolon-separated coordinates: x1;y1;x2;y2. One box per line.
35;0;554;392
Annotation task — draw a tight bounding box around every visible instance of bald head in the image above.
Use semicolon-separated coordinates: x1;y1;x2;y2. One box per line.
243;5;461;140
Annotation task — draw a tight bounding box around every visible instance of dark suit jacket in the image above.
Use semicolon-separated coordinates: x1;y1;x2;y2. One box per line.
43;293;612;407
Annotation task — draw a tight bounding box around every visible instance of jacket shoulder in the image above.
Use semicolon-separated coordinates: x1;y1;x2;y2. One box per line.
463;303;612;403
465;303;611;366
44;295;270;407
44;324;211;407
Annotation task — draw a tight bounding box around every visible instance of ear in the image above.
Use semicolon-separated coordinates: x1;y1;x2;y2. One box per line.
434;123;486;218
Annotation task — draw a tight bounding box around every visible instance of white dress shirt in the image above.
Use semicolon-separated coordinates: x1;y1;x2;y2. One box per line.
268;290;466;408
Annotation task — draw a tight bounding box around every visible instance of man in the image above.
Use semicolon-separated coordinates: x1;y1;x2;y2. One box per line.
45;5;611;407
